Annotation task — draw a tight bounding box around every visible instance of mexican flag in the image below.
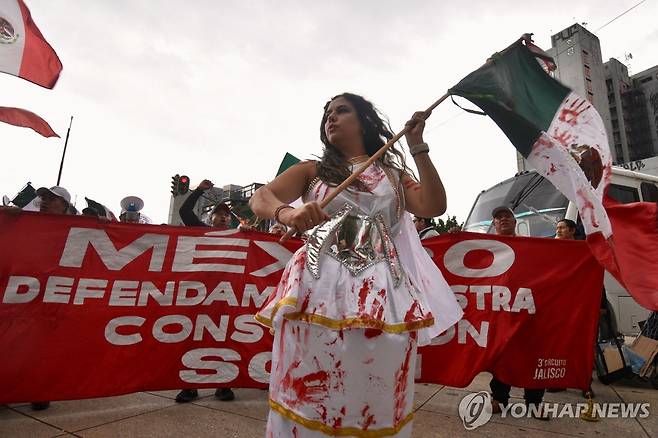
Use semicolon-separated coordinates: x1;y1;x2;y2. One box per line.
10;182;35;208
0;0;62;88
448;37;658;310
84;197;117;221
276;152;301;177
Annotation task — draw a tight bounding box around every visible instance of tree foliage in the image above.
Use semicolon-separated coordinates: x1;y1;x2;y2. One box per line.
435;215;462;234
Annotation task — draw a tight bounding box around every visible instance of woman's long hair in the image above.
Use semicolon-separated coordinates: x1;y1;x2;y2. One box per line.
317;93;413;188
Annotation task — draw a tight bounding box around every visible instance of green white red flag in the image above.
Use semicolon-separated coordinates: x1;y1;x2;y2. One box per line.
0;0;62;88
276;152;301;177
448;36;658;310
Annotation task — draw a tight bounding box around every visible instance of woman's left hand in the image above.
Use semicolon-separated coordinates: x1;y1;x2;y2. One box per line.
404;111;428;146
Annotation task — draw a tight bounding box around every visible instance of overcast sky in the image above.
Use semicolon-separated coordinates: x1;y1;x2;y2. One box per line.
2;0;657;223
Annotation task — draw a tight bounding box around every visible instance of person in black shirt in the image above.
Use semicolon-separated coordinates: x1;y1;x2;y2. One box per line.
179;179;232;228
176;178;235;403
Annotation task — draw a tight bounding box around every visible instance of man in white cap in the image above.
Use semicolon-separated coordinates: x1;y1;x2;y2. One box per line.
491;206;517;236
488;205;548;420
29;186;75;411
36;186;72;215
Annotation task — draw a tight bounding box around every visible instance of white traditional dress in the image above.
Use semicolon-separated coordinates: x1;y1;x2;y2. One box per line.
256;162;463;437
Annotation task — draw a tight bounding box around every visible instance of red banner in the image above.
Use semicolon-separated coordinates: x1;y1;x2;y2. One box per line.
0;212;603;403
418;233;603;390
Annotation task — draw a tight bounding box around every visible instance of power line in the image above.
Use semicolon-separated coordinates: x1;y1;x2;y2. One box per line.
424;111;465;133
594;0;648;32
422;1;649;131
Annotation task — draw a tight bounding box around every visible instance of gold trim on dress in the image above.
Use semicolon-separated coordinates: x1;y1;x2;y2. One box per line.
255;295;435;334
254;296;299;328
269;399;414;437
286;312;435;333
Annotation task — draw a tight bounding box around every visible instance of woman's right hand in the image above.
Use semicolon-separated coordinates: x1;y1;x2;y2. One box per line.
278;201;330;233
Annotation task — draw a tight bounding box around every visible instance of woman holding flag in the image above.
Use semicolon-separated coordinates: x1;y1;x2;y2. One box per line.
250;93;463;437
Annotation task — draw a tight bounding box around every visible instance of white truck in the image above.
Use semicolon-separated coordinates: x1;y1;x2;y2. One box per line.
462;167;658;335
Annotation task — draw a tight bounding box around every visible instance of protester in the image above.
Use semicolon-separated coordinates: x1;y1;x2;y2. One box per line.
555;218;577;240
489;205;549;420
82;198;116;221
491;206;517;236
36;186;71;215
82;206;101;217
179;179;232;228
268;222;287;236
32;186;75;410
414;216;439;239
176;179;235;403
249;92;463;436
550;218;600;398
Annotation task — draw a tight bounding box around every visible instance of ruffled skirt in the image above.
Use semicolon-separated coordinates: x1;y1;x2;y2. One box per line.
265;319;416;437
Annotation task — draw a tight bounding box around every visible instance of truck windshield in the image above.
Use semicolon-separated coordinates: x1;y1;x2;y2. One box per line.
463;172;569;237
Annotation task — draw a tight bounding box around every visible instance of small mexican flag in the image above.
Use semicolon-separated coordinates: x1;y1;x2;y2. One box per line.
449;36;658;310
84;197;117;221
11;182;36;208
276;152;301;177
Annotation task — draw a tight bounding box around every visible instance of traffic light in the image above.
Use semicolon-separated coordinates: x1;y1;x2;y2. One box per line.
170;174;180;196
178;175;190;195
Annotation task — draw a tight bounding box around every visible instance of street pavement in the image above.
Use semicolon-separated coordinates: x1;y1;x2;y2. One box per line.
1;372;655;437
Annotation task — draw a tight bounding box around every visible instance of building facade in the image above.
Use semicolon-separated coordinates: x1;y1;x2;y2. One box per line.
548;24;614;149
604;59;658;164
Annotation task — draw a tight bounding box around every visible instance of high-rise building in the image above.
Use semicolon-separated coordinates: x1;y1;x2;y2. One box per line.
633;65;658;156
548;24;613;149
606;61;658;163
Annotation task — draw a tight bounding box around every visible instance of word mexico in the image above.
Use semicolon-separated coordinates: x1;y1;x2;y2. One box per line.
0;212;604;403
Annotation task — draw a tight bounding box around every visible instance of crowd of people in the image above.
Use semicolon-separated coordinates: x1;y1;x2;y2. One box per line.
0;91;611;437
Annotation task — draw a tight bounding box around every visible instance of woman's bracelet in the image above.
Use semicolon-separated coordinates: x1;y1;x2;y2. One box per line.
409;142;429;157
274;204;294;223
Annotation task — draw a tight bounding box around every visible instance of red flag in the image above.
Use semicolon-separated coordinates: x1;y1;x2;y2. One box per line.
587;198;658;310
0;0;63;88
0;106;59;137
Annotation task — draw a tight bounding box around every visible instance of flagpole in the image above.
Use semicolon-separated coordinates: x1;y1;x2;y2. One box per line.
281;92;450;240
56;116;74;186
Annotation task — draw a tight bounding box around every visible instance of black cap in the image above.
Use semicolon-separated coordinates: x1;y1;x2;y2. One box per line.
210;202;231;215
